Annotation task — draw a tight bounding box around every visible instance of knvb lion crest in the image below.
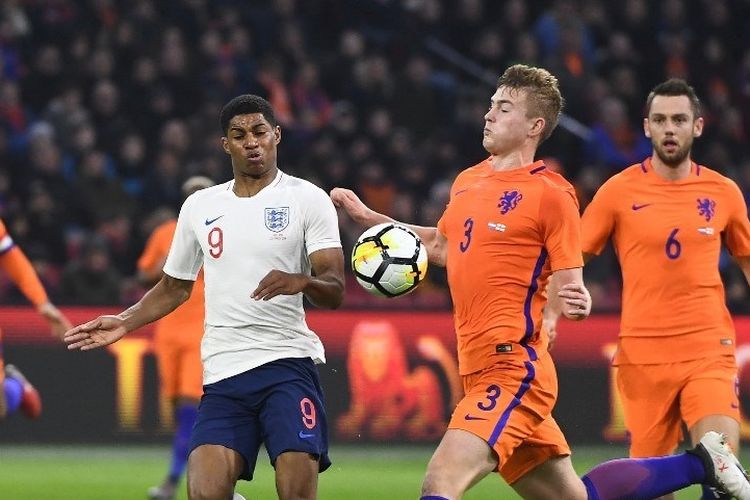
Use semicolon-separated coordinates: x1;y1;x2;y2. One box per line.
265;207;289;232
498;190;523;215
696;198;716;222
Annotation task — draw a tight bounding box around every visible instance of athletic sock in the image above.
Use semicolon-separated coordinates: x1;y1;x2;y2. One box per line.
3;376;23;414
582;452;705;499
167;404;198;483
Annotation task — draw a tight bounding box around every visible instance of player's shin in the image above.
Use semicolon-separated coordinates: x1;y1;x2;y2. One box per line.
581;453;705;499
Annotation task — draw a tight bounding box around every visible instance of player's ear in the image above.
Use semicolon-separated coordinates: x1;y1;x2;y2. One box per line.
221;136;230;154
643;118;651;138
529;117;545;139
274;125;281;145
693;116;704;138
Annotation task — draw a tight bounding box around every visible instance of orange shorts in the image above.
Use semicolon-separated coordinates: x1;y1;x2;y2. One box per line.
153;328;203;401
617;354;739;457
448;351;570;484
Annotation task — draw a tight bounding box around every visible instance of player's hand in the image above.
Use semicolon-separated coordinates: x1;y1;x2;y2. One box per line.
558;283;591;320
64;315;128;351
37;302;73;341
330;188;376;226
251;270;310;301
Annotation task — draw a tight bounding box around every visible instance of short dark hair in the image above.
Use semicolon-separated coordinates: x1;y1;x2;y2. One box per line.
497;64;564;143
220;94;277;133
646;78;701;118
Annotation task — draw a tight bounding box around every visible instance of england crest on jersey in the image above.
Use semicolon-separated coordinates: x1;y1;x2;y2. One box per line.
265;207;289;232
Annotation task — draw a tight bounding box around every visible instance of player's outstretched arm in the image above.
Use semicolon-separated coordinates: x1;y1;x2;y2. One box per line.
0;245;73;340
330;187;447;267
37;302;72;340
64;274;193;351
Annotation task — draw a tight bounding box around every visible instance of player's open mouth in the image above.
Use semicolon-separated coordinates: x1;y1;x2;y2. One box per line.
662;139;678;150
246;152;262;161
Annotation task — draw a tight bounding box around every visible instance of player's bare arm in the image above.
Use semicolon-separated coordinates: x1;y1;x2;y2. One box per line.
251;247;345;308
330;187;447;266
547;267;591;321
37;301;72;340
734;255;750;287
65;274;193;351
543;253;595;340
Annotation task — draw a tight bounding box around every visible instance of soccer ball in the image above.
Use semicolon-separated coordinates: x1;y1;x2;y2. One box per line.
351;222;428;298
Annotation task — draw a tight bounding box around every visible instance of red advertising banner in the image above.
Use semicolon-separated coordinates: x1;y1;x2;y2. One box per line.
3;307;750;444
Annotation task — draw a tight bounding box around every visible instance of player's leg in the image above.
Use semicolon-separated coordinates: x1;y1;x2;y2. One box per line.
615;362;683;499
421;353;561;499
513;427;749;499
187;444;245;500
682;355;741;500
3;363;42;418
0;336;7;418
260;358;331;500
581;431;750;500
274;451;320;500
187;372;262;500
149;340;203;500
421;428;499;498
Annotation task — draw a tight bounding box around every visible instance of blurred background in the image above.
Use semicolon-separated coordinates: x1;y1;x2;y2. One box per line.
2;0;750;498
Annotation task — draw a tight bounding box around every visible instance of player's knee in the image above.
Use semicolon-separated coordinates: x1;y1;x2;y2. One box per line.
421;469;460;498
187;475;234;500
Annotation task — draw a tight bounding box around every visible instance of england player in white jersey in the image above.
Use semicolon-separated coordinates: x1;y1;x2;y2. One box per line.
65;95;345;500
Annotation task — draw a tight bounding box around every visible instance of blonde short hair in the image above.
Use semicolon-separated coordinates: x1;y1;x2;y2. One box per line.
497;64;564;143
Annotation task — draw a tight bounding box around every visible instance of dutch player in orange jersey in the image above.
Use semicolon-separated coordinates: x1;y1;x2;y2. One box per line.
551;78;750;500
332;65;750;499
140;176;215;500
0;218;71;420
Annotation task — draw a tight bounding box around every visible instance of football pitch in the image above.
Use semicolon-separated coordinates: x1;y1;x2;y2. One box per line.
0;444;713;499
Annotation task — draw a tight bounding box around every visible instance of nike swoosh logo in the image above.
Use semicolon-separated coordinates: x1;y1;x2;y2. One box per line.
631;203;652;211
205;215;225;225
454;189;469;196
298;430;315;439
464;414;488;421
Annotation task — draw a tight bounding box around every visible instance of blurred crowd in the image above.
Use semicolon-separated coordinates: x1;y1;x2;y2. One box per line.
1;0;750;311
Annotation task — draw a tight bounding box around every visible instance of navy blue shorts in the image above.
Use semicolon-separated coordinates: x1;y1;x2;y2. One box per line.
189;357;331;480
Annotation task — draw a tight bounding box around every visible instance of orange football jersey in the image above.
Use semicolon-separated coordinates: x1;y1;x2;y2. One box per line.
582;157;750;364
438;159;583;374
138;219;205;343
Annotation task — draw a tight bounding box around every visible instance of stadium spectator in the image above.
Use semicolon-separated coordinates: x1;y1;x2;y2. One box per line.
0;0;748;309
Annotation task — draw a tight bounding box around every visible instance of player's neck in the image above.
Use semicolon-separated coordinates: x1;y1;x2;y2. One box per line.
488;149;536;171
650;155;692;181
232;167;279;197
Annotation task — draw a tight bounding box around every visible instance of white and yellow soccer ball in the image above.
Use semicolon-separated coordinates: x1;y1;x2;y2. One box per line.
351;222;428;298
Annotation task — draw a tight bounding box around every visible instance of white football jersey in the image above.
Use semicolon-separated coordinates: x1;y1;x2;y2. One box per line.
163;169;341;384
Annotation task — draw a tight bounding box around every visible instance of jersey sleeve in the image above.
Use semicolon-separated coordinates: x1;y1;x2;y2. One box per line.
723;179;750;257
581;178;618;256
163;196;203;281
539;184;583;271
304;186;342;255
137;223;171;273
